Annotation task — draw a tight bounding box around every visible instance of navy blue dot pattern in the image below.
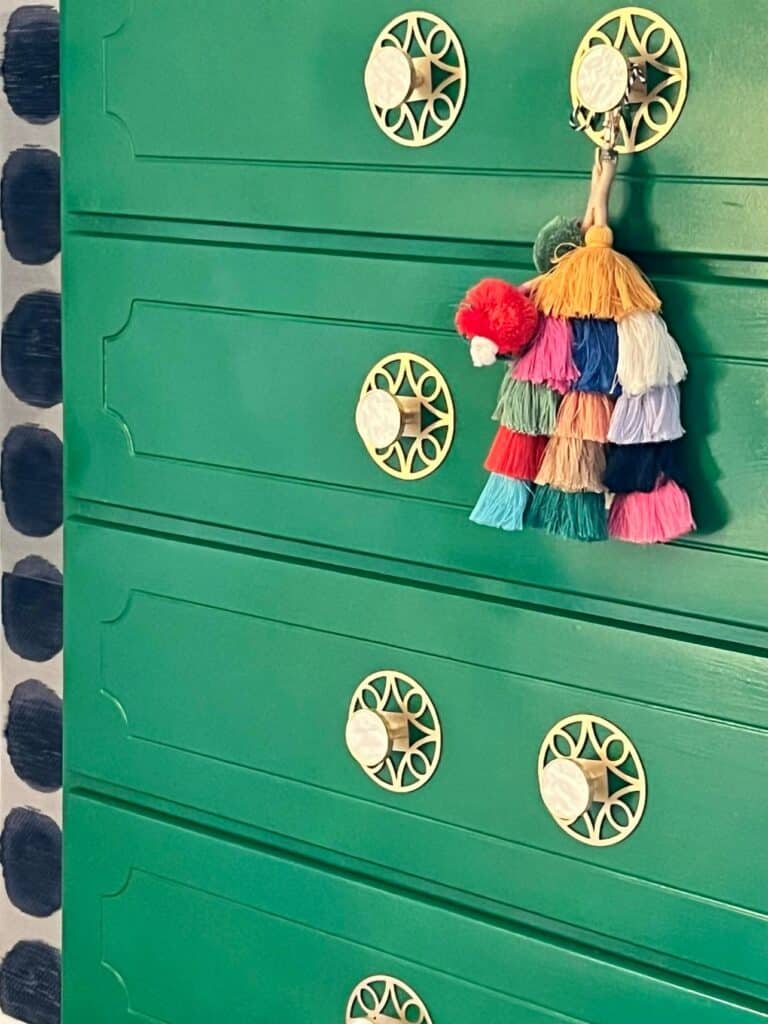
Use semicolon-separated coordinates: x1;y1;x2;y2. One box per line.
1;4;61;1019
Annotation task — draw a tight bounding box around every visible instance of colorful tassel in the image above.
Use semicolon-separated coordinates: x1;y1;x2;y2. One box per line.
533;215;584;273
617;311;688;395
608;385;684;444
535;437;606;493
603;441;686;494
572;318;620;395
513;317;579;394
554;392;614;443
484;427;548;480
608;480;695;543
469;474;530;531
529;226;661;321
493;375;559;436
529;486;608;542
455;278;540;359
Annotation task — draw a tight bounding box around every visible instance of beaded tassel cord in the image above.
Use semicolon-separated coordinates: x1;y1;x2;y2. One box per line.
455;148;695;545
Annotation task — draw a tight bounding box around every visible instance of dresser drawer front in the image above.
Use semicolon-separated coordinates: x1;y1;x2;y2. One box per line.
64;233;768;639
63;794;765;1024
66;521;768;991
62;2;767;255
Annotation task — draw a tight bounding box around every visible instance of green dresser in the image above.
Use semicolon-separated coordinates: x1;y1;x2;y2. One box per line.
62;2;768;1021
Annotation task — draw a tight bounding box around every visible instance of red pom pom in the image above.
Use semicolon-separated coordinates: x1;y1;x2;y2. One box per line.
484;427;548;480
455;278;539;356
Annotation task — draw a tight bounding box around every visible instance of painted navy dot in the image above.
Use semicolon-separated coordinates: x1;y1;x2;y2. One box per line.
6;680;62;793
1;147;59;265
2;555;62;662
0;940;60;1024
2;290;61;408
1;6;60;125
0;807;61;917
1;424;62;536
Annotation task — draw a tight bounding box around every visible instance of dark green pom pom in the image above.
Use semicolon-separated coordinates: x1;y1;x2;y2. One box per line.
533;216;584;273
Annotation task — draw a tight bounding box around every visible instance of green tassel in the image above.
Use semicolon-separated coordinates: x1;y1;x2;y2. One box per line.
493;377;558;435
533;215;584;273
528;486;608;542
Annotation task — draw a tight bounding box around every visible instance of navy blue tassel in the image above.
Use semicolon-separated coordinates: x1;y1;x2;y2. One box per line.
572;318;620;395
604;440;686;494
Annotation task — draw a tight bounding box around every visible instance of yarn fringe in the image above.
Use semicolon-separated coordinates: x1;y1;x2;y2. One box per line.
529;486;608;542
572;318;620;395
469;473;530;531
608;480;695;543
617;311;688;395
608;385;684;444
529;226;661;320
493;376;559;435
535;437;606;493
554;392;614;443
513;316;579;394
603;441;685;494
484;427;548;480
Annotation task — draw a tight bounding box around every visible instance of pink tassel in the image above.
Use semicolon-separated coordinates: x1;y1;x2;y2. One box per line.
608;481;695;544
514;317;579;395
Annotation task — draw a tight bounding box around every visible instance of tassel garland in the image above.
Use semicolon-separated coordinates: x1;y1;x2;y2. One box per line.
608;385;684;444
456;148;695;545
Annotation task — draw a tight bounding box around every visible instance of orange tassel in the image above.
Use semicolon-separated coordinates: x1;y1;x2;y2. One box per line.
535;437;606;493
554;392;614;443
529;226;661;320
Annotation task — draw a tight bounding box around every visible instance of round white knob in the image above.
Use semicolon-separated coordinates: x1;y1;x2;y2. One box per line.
345;708;392;769
575;44;630;113
355;389;404;449
365;46;415;110
539;759;594;822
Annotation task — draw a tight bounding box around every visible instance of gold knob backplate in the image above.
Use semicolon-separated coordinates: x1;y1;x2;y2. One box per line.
346;670;441;793
538;714;646;847
365;11;467;148
347;975;432;1024
570;6;688;153
356;353;454;481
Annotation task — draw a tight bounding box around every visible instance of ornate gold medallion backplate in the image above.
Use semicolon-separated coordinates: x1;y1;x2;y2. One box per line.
570;7;688;153
346;975;433;1024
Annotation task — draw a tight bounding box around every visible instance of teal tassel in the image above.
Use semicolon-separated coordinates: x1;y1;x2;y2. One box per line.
470;474;530;531
493;376;559;435
533;215;584;273
528;486;608;542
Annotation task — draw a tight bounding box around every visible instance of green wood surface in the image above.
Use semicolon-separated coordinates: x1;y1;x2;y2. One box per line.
66;520;768;997
63;792;768;1023
61;1;768;255
63;232;768;640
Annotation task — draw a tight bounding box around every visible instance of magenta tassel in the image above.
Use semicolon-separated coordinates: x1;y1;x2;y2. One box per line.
608;481;695;544
514;317;579;395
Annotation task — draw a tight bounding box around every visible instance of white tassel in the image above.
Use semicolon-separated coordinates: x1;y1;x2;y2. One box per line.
617;311;688;395
608;385;684;444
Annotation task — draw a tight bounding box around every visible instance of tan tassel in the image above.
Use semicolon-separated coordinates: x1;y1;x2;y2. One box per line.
554;392;614;443
535;437;606;493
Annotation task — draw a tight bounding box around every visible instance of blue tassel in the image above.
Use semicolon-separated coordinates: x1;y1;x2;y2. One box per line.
572;318;620;395
470;474;530;531
604;440;686;494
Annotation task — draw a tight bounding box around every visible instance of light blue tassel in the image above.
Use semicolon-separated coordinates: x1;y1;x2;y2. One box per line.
470;474;531;531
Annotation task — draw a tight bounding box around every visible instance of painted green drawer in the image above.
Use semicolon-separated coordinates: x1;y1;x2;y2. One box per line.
63;792;768;1024
66;520;768;996
64;233;768;641
61;1;768;255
